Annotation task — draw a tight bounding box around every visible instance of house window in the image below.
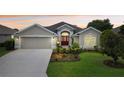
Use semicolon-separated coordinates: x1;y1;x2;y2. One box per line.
61;32;69;36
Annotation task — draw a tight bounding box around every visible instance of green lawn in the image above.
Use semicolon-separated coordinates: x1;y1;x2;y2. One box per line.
0;47;10;57
47;52;124;77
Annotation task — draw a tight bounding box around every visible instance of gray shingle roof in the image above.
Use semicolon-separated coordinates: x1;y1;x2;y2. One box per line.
0;24;18;35
45;21;83;33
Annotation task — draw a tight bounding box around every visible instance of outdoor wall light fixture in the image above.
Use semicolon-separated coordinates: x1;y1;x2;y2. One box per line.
11;35;14;39
57;41;60;44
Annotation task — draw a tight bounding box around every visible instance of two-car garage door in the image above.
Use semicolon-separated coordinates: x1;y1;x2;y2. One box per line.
21;37;51;49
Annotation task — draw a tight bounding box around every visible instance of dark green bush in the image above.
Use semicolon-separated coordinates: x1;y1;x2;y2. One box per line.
65;48;70;54
62;48;66;53
71;42;79;49
54;47;65;53
0;43;5;47
94;45;100;51
69;48;82;54
59;47;64;53
4;39;15;50
54;42;82;54
69;43;82;54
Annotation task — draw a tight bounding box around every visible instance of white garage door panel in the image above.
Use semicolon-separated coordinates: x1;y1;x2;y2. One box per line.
21;37;51;49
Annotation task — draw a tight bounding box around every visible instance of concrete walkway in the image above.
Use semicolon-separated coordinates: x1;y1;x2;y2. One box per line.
0;49;52;77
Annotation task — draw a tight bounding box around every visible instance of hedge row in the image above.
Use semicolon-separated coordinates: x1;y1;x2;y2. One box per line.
0;39;15;50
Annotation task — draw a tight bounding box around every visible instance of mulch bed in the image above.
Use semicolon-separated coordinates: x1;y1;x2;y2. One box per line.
104;60;124;68
50;53;80;62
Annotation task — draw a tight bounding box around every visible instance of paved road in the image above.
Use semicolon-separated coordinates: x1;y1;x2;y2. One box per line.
0;49;52;77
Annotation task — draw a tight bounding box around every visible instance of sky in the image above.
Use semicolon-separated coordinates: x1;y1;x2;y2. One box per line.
0;15;124;29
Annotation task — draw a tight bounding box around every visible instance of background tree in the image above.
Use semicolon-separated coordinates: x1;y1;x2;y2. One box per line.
119;25;124;35
118;35;124;59
100;30;120;63
87;19;113;31
118;25;124;58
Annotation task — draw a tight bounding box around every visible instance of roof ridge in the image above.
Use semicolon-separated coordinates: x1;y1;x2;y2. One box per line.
0;24;18;35
45;21;83;34
0;24;14;30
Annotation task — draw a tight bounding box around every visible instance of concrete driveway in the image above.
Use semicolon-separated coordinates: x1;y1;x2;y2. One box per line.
0;49;52;77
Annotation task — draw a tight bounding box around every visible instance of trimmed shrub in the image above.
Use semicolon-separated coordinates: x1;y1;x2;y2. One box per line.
71;42;79;49
4;39;15;50
54;42;82;54
65;48;70;54
62;48;66;53
94;45;100;51
69;48;82;55
59;47;64;53
0;43;5;47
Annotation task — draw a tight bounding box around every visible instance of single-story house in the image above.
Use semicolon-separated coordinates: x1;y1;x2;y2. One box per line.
112;26;121;33
15;22;101;49
0;24;18;43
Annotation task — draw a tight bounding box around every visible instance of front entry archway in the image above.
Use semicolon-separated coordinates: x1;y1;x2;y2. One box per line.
61;31;70;46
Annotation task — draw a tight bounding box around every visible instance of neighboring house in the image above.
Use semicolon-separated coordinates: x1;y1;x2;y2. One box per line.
0;25;18;43
112;26;121;33
15;22;101;49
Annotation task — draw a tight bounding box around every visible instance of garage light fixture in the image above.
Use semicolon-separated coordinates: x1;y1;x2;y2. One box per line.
11;35;14;39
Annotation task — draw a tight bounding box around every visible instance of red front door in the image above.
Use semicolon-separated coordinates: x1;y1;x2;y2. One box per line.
61;36;69;45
